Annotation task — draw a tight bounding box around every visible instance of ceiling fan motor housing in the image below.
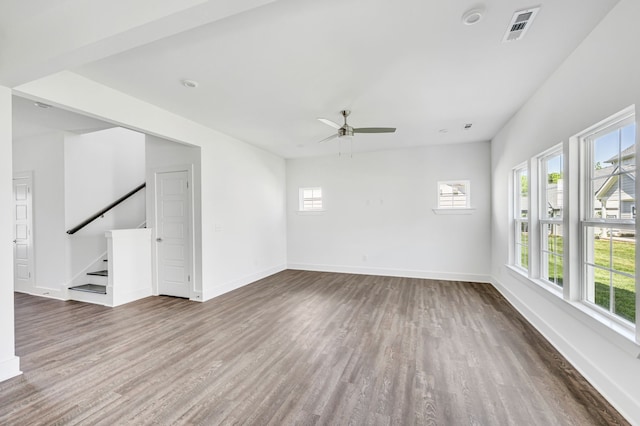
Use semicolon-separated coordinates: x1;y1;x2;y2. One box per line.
339;126;354;137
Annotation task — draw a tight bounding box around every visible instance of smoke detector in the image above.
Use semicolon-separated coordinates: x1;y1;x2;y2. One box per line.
502;6;540;42
462;7;485;25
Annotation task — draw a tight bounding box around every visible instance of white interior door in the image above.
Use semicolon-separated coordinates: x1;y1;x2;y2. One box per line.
155;170;191;298
13;173;34;290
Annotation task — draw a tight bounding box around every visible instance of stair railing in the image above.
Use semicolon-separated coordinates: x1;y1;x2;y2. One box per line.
66;183;146;235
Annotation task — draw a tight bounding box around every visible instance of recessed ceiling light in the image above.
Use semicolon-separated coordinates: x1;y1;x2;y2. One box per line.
464;123;473;129
462;7;485;25
34;101;52;109
439;129;449;133
181;79;199;88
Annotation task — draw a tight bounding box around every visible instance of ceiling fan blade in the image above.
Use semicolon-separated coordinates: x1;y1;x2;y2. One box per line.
317;134;338;143
354;127;396;134
317;118;341;129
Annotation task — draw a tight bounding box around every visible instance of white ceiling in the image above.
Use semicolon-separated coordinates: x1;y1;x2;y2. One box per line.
6;0;619;158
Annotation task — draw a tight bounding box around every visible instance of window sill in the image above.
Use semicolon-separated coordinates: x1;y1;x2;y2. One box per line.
432;208;476;215
505;264;639;357
297;209;325;215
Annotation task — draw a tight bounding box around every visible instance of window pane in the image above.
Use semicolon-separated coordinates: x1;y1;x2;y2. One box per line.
612;233;635;273
585;225;636;322
593;233;611;269
518;221;529;269
549;254;564;287
518;169;528;218
542;223;563;287
613;272;636;323
543;153;563;219
620;123;636;171
590;176;610;219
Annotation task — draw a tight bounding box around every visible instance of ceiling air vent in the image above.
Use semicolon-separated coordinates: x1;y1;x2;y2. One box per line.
502;6;540;42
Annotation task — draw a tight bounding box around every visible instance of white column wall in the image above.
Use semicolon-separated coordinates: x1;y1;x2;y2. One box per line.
0;86;21;381
491;0;640;421
13;132;67;297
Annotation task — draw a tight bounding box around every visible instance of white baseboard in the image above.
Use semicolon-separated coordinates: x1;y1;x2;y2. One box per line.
490;275;639;425
287;263;491;284
203;264;287;302
14;285;68;301
113;288;153;307
0;356;21;383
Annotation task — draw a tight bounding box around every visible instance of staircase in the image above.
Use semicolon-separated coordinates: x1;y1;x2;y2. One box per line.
67;229;153;307
69;259;110;303
69;260;108;295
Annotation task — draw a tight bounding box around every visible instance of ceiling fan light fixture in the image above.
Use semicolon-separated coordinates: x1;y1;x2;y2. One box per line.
462;7;485;25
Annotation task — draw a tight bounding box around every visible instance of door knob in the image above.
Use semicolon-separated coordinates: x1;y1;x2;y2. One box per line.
156;238;163;242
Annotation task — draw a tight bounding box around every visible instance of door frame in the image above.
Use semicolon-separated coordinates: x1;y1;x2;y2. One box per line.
149;165;195;299
13;171;35;292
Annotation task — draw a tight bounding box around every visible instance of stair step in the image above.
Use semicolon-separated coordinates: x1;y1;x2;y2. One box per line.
69;284;107;294
87;270;108;277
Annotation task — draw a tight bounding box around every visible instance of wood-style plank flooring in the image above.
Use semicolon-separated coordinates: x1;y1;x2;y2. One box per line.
0;270;629;425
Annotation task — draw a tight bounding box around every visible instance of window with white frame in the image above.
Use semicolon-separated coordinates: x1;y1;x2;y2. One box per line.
581;112;636;325
509;106;638;338
539;147;564;287
514;165;529;270
299;187;323;211
438;180;470;209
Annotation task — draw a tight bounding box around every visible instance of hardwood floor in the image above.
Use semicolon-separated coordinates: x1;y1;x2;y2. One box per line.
0;270;629;425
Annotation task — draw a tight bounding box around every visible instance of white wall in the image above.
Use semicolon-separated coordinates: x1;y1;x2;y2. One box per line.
202;134;287;299
15;72;288;302
65;127;146;283
491;0;640;422
287;142;491;282
0;86;21;381
13;132;67;295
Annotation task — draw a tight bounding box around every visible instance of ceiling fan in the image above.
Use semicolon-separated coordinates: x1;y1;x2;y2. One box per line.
316;110;396;143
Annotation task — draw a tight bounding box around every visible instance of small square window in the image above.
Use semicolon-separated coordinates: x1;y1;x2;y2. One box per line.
437;180;470;209
299;187;323;211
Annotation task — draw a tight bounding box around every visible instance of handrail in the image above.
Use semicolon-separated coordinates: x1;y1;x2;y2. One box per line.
66;183;146;235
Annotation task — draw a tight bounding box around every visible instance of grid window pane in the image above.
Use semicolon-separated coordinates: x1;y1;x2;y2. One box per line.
613;273;636;323
541;223;563;287
300;187;323;211
438;181;469;208
584;225;636;323
517;169;528;218
542;153;563;219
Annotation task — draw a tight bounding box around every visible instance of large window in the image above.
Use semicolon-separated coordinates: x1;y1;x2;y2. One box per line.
540;148;564;287
509;106;637;338
514;165;529;270
582;114;636;325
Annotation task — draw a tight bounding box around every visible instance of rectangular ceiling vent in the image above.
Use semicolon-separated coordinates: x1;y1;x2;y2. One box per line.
502;6;540;42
